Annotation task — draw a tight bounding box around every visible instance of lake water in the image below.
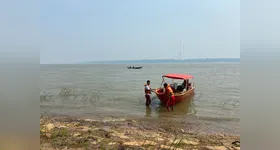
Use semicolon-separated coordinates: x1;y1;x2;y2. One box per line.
40;63;240;134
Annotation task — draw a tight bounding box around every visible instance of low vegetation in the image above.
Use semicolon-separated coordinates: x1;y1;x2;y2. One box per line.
40;115;240;150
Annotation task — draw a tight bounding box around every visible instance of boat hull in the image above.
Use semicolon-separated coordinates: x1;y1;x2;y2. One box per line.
155;88;195;105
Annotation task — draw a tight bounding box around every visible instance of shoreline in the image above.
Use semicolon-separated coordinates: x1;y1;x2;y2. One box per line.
40;114;240;150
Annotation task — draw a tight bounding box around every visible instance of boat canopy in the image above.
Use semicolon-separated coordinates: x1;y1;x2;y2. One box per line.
162;73;194;80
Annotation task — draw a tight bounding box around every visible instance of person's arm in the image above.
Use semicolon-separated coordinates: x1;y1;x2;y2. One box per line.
145;85;153;92
150;88;157;93
151;88;157;93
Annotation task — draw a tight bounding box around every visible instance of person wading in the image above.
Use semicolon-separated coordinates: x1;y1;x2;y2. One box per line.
163;83;175;112
144;80;155;107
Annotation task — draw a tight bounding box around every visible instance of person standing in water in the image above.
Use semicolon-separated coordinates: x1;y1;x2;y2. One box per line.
144;80;155;107
163;83;175;112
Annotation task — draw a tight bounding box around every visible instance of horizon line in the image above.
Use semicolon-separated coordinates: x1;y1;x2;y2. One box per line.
40;58;240;64
83;57;240;62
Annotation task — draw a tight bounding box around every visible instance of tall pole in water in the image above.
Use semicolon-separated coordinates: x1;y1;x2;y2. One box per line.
180;40;183;60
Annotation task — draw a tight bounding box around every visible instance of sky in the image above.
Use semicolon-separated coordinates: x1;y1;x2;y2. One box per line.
40;0;240;64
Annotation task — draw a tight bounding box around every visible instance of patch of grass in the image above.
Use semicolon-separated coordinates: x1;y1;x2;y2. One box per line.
76;137;90;148
173;139;184;149
168;136;178;149
46;128;92;149
51;128;69;138
161;136;186;150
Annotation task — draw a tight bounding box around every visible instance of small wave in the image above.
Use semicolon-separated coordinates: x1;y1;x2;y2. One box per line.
40;104;86;109
194;116;240;122
82;118;127;123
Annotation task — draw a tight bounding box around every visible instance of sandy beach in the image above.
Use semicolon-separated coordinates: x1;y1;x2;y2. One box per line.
40;114;240;150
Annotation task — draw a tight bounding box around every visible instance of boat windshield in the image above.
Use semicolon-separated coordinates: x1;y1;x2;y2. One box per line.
160;77;194;92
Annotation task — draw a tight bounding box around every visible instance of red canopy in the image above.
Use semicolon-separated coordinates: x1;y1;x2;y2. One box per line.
162;74;194;80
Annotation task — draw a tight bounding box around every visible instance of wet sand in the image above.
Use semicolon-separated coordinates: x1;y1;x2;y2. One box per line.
40;114;240;150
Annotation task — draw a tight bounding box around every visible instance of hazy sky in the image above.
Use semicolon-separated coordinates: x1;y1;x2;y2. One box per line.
40;0;240;64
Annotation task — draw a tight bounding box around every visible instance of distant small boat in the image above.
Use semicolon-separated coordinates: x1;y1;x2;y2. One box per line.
127;66;142;69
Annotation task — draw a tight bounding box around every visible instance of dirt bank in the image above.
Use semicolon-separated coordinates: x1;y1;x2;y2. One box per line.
40;115;240;150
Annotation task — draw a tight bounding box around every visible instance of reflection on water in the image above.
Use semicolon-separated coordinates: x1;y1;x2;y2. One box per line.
145;106;152;117
150;96;195;118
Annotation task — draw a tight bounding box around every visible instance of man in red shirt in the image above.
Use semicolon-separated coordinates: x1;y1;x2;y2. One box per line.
158;83;175;112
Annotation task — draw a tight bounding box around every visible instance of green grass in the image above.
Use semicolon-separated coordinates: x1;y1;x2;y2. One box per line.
51;128;69;138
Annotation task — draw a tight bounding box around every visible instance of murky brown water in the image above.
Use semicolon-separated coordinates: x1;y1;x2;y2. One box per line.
40;63;240;134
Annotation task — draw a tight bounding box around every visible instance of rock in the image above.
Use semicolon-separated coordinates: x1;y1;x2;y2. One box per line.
123;141;141;146
160;145;183;150
169;139;181;144
119;134;129;139
92;128;101;131
181;139;199;145
97;138;102;142
124;141;156;146
58;125;67;129
103;126;111;132
192;146;198;150
111;132;129;139
40;128;46;133
147;146;156;150
158;128;165;132
84;119;93;122
144;134;156;138
46;133;52;138
181;129;185;133
108;142;117;145
169;138;197;145
131;120;137;123
91;141;97;145
143;141;156;146
73;122;81;126
232;141;240;147
157;138;164;141
46;123;55;131
204;146;228;150
81;126;91;132
73;133;81;138
204;146;214;150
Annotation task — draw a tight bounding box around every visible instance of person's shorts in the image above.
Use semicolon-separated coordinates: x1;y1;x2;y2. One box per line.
145;94;151;101
168;95;175;106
